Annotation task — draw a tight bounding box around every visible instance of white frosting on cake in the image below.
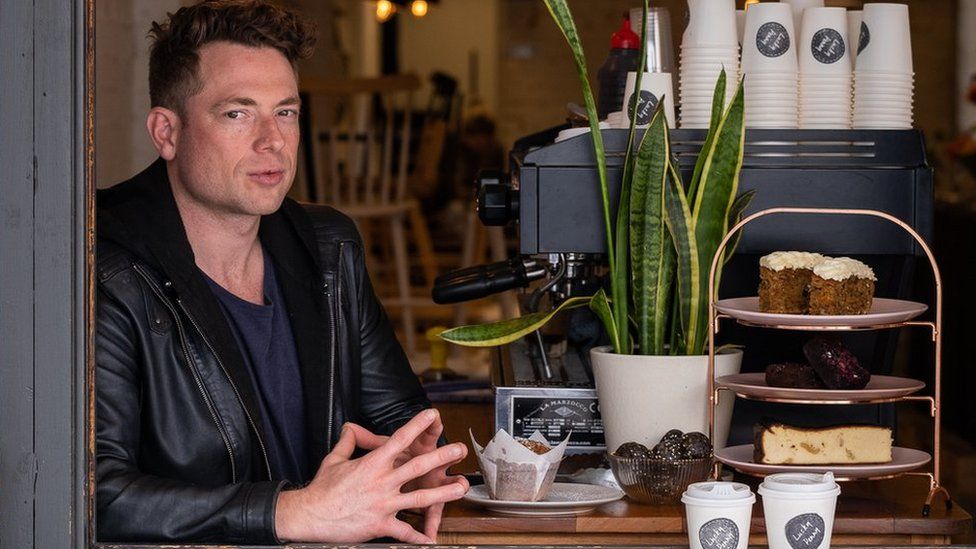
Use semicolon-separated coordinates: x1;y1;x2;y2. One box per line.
813;257;877;281
760;251;827;271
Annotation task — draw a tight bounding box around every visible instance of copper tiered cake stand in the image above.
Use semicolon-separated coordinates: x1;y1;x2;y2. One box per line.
705;207;951;516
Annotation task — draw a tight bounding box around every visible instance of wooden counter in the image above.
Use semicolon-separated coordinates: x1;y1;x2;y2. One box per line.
436;476;972;545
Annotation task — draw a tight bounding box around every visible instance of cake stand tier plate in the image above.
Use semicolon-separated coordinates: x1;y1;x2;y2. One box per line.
716;445;931;479
714;297;928;328
716;373;925;403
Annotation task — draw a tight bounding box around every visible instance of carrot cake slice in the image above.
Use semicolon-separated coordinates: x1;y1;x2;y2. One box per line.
758;251;827;313
808;257;876;315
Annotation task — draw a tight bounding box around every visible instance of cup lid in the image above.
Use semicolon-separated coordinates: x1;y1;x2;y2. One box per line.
682;481;756;505
759;472;839;494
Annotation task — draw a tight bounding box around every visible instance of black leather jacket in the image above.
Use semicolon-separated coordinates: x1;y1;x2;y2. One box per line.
96;159;430;543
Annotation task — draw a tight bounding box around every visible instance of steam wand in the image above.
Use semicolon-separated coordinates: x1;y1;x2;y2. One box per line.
526;254;567;380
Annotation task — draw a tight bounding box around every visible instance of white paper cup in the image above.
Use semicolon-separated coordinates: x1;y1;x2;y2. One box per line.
856;3;912;75
799;7;852;76
746;99;799;107
682;482;756;549
759;472;840;549
748;120;799;129
847;10;863;67
623;72;676;128
742;3;798;75
853;119;912;129
782;0;824;34
682;44;741;53
736;9;746;45
684;0;738;47
855;100;913;110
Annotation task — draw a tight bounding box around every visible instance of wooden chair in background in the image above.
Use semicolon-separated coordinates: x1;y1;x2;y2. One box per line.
298;74;440;354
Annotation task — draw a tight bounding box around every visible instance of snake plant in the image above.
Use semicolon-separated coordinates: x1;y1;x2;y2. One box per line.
441;0;753;356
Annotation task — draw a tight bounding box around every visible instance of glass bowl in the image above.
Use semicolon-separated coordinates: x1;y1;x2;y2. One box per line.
607;453;714;504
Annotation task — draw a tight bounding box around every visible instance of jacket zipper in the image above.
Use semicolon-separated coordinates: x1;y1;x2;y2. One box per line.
325;241;343;453
177;298;274;481
133;265;238;483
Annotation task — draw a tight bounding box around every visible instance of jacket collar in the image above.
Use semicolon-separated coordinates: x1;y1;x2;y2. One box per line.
98;158;331;481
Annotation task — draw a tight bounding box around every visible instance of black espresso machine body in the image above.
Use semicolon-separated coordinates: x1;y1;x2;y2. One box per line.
437;128;933;455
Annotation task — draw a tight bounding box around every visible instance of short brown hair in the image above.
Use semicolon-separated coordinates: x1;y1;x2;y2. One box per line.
148;0;317;114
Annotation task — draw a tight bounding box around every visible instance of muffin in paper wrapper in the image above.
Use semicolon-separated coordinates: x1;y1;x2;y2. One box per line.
470;428;571;501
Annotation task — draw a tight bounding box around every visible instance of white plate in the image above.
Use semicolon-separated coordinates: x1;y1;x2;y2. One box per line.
714;297;927;327
716;445;930;478
462;482;624;517
716;373;924;402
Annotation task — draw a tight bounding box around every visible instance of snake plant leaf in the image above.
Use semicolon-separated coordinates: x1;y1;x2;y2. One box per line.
589;288;623;353
663;161;701;356
687;69;728;206
543;0;615;278
723;189;757;264
439;296;592;347
688;78;745;354
630;103;674;356
608;0;650;356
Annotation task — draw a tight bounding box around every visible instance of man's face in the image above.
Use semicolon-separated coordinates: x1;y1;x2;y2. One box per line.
168;41;301;218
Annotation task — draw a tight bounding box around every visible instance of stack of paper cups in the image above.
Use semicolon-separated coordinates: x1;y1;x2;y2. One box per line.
853;3;914;129
798;7;853;129
782;0;825;38
741;3;798;128
847;10;863;68
679;0;739;128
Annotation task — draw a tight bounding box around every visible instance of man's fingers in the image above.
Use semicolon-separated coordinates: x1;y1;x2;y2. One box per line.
344;422;389;450
386;518;435;545
395;480;468;511
374;409;439;463
390;442;467;487
413;415;443;450
423;502;444;541
324;424;357;463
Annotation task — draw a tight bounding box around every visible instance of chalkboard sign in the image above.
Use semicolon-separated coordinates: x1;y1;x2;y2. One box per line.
699;517;740;549
785;512;826;549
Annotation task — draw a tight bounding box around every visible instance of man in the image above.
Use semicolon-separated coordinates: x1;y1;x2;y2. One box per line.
96;1;468;543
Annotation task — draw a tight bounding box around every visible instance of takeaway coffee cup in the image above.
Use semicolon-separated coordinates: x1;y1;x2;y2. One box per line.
681;481;756;549
623;72;676;128
759;472;841;549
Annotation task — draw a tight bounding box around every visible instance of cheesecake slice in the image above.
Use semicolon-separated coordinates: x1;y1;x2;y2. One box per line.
754;422;892;465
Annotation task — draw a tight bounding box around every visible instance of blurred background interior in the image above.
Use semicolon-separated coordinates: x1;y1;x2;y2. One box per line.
97;0;976;510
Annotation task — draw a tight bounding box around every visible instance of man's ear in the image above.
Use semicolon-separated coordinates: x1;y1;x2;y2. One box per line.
146;106;181;161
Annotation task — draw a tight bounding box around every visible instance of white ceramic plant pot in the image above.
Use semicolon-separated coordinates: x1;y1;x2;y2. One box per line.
591;346;743;454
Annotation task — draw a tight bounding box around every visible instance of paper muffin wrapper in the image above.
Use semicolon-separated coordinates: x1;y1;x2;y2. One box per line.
470;428;571;501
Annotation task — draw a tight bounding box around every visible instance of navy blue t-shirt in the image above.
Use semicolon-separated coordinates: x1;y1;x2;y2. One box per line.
205;251;308;483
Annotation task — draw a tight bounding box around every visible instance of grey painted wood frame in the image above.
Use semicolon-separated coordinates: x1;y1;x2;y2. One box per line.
0;0;92;547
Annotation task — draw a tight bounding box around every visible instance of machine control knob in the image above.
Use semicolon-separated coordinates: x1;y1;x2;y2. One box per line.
478;183;518;227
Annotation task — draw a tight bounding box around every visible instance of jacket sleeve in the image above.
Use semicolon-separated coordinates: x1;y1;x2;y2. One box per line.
348;242;433;436
95;283;285;543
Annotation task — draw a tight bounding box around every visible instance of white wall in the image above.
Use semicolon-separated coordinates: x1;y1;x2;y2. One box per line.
397;0;499;114
96;0;183;188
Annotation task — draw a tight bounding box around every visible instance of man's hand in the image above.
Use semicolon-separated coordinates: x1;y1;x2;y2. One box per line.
345;408;465;540
274;409;469;543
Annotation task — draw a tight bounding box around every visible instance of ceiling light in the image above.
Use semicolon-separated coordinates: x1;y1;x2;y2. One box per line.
411;0;429;17
376;0;395;22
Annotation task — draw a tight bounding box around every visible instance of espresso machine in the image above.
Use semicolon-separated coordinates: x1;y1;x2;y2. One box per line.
432;126;933;457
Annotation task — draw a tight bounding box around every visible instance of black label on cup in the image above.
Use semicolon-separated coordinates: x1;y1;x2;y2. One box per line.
811;28;846;64
785;513;826;549
627;89;659;125
858;21;870;54
756;22;791;58
699;517;740;549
